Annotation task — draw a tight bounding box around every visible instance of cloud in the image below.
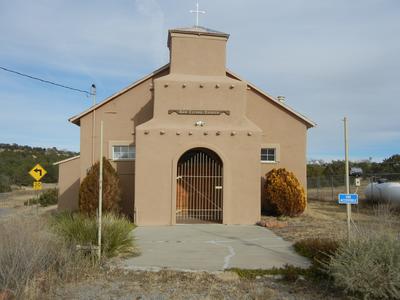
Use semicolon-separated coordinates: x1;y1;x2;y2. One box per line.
0;0;398;159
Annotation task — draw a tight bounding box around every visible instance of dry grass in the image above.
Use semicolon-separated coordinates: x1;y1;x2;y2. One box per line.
0;215;98;299
262;199;400;242
51;269;342;300
0;184;57;209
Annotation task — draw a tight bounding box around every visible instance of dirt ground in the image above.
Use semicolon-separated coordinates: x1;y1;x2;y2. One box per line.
50;269;341;300
2;189;393;299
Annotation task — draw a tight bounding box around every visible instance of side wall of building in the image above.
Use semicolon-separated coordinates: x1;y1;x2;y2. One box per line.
246;88;308;210
78;69;168;218
57;157;80;211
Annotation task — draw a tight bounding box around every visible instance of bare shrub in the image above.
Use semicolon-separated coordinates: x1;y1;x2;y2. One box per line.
264;168;306;216
79;157;121;215
0;216;97;298
328;233;400;299
327;204;400;299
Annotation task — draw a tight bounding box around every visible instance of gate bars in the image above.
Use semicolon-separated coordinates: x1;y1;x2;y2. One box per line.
176;149;223;223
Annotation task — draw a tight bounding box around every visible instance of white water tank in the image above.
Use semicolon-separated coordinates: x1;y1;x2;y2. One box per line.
365;182;400;206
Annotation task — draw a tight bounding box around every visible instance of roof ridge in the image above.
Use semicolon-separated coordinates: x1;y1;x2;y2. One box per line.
169;26;229;37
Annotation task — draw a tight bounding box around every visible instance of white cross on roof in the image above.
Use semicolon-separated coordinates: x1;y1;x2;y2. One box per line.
190;1;206;27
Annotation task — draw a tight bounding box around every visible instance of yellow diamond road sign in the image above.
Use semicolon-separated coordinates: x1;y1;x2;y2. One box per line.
29;164;47;181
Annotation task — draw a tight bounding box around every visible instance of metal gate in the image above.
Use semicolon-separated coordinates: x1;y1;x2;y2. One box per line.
176;148;223;223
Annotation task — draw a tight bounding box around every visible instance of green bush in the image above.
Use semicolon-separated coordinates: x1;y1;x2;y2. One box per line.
51;212;136;258
264;168;306;217
327;233;400;299
38;188;58;206
79;157;121;215
24;188;58;207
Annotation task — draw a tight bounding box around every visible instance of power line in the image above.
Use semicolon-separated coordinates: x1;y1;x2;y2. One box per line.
0;66;93;96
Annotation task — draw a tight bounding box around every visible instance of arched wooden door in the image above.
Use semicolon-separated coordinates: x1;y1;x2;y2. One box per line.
176;148;223;223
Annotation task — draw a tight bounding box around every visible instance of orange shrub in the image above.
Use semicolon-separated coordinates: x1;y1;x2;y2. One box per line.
79;157;121;215
264;168;306;217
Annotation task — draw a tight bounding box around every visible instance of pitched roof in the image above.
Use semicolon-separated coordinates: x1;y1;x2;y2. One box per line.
226;69;316;128
69;64;169;125
53;155;80;166
69;64;315;128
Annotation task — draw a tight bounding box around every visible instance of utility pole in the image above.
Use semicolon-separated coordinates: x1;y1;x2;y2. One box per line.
343;117;351;243
97;120;104;259
91;84;96;165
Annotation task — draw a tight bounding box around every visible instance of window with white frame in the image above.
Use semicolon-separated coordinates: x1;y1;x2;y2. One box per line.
112;145;135;160
261;148;276;162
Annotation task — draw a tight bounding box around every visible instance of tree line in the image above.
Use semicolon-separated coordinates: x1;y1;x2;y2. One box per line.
0;143;78;192
307;154;400;178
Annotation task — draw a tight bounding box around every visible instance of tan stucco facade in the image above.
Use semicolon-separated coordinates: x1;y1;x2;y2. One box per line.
56;26;314;225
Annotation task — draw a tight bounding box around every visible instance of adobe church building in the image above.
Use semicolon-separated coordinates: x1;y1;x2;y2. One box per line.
56;26;315;225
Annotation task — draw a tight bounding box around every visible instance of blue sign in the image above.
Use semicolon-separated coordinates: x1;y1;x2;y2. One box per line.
338;193;358;204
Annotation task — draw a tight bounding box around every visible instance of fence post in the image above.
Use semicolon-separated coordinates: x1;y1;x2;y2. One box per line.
317;177;320;201
331;176;334;201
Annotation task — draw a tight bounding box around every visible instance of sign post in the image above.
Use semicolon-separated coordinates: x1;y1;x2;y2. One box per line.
343;117;351;243
97;120;104;260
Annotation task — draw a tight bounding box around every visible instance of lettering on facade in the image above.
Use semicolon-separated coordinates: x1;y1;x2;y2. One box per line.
168;109;230;116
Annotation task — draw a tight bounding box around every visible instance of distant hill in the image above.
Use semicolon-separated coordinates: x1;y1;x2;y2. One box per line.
0;143;78;192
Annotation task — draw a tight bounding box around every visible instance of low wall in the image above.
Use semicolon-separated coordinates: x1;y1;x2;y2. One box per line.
56;156;80;211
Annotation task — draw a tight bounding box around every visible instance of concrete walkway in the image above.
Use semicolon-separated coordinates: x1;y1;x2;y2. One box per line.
120;224;309;272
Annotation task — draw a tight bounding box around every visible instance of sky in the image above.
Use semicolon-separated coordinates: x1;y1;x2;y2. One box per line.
0;0;399;161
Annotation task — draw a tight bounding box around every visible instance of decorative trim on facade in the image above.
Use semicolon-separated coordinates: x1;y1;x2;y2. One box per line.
168;109;230;116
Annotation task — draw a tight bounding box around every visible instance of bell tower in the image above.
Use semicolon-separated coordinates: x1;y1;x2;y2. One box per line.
168;27;229;76
134;26;262;225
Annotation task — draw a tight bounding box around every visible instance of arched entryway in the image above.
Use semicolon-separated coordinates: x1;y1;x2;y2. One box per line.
176;148;223;224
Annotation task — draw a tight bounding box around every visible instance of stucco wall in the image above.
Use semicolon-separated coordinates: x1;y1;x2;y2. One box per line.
246;89;308;210
57;156;80;211
78;69;168;217
135;130;261;225
169;32;227;76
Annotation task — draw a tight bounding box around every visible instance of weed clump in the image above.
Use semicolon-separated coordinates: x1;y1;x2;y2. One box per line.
51;212;136;258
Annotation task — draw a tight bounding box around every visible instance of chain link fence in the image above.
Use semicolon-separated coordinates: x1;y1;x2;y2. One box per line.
307;173;400;202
